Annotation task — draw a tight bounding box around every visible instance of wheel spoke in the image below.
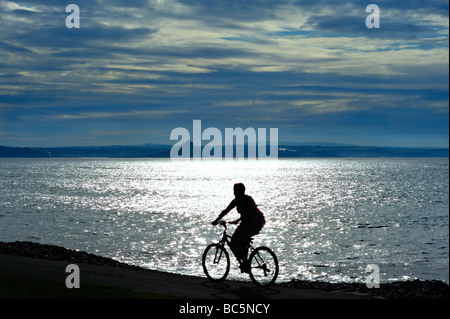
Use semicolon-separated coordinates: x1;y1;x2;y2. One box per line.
202;244;230;282
248;247;278;287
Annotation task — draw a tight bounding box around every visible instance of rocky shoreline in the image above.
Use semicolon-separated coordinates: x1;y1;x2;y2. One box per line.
0;241;142;270
1;241;448;299
282;278;448;299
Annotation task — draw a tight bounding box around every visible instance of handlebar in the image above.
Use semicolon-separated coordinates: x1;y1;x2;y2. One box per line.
219;220;227;228
212;219;239;228
212;220;229;229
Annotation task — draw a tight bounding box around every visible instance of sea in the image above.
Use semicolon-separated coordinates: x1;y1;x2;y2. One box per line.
0;158;448;284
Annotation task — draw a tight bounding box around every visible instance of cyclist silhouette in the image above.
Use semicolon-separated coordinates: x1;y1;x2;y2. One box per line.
212;183;265;272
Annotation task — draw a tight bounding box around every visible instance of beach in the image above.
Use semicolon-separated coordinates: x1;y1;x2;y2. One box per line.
0;241;447;300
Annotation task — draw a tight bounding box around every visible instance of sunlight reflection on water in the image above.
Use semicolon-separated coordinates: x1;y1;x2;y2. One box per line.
0;158;448;283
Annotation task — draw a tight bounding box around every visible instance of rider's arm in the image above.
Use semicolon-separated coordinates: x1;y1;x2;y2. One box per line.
229;217;241;225
212;200;236;225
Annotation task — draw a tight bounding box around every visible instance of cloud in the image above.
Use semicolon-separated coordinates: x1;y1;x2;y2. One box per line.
17;25;156;48
38;110;187;121
0;0;448;147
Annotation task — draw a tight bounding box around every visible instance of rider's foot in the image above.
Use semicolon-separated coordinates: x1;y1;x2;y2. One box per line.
239;262;250;274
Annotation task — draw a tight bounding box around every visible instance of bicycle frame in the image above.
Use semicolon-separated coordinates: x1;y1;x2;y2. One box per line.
216;221;254;265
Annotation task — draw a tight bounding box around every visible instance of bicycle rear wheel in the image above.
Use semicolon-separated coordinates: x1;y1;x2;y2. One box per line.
202;243;230;282
248;246;279;287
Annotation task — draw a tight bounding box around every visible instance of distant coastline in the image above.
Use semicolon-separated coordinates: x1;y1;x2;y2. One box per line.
0;144;448;158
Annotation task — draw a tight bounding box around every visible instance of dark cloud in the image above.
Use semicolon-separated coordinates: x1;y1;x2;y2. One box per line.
308;14;444;39
12;24;156;47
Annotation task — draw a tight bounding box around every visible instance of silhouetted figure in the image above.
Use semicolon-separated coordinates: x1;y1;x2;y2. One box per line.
212;183;265;272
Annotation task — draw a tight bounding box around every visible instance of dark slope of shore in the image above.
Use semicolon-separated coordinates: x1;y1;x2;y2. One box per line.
0;241;448;299
0;241;140;270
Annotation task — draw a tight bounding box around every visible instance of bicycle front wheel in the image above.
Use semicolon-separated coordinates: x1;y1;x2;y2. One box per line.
248;246;279;287
202;243;230;282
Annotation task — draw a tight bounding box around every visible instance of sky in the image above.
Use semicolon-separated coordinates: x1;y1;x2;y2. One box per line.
0;0;448;148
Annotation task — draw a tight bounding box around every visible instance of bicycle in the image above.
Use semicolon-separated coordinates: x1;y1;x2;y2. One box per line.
202;220;279;287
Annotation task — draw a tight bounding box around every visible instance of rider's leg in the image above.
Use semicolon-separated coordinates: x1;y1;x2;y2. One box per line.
230;224;248;264
231;224;261;272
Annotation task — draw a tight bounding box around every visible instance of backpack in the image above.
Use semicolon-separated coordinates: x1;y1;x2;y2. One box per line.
250;203;266;228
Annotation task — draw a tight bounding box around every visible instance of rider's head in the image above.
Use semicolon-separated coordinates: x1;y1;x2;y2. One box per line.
233;183;245;198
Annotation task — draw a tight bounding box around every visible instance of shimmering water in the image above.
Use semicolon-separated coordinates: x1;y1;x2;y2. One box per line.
0;158;448;284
